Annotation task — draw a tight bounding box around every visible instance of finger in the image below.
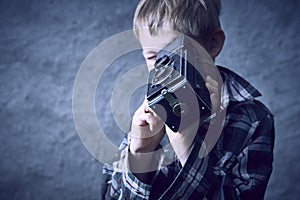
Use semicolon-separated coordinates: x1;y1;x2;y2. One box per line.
134;100;150;116
148;106;162;121
143;99;151;113
132;113;148;126
210;93;217;108
132;112;157;132
133;103;153;126
206;76;218;88
206;82;218;95
147;113;165;131
144;112;156;125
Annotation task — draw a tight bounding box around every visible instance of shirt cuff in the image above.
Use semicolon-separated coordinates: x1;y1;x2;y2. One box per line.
121;146;162;199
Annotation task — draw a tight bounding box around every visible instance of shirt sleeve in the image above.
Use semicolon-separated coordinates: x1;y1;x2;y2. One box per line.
215;100;275;200
232;115;274;199
104;137;163;200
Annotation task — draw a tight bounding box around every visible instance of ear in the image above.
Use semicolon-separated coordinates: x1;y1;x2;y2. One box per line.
207;29;225;59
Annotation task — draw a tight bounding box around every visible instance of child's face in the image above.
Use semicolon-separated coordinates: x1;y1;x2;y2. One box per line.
138;29;180;71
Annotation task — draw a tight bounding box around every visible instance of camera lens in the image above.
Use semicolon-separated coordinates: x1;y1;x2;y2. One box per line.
173;103;188;117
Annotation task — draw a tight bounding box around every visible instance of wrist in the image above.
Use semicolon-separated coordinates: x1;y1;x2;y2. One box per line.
128;133;162;154
129;145;158;155
128;147;161;183
177;143;194;166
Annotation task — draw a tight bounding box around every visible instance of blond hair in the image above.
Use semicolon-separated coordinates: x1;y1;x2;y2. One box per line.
133;0;221;42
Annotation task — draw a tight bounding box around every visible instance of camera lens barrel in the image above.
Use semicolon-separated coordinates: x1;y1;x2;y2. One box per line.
161;89;188;117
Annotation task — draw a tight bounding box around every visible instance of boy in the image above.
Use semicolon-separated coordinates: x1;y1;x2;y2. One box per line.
101;0;274;199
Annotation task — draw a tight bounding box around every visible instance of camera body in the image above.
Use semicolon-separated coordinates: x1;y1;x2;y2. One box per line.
146;35;212;132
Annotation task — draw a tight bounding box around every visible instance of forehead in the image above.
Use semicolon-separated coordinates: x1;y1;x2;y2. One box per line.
138;28;180;52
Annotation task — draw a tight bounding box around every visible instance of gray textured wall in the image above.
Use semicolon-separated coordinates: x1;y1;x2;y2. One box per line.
0;0;299;199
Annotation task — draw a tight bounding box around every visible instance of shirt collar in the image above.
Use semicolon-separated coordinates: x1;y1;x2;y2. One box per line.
218;66;262;108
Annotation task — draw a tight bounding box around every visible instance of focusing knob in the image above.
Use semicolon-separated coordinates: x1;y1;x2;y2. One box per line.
154;55;171;70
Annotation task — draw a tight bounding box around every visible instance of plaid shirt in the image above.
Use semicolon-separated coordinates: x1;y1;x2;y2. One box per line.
102;66;275;200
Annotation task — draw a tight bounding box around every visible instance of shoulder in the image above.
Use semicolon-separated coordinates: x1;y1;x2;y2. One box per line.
227;99;273;123
223;100;274;152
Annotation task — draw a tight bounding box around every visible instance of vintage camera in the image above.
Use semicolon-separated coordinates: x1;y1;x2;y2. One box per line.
146;35;212;132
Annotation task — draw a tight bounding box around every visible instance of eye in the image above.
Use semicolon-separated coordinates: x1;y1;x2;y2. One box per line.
143;50;158;61
147;55;157;61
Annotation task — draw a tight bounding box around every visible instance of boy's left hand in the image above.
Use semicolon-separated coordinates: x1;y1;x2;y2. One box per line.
205;76;222;111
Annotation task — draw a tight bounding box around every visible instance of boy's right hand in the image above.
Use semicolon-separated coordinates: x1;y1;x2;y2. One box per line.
129;100;165;154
